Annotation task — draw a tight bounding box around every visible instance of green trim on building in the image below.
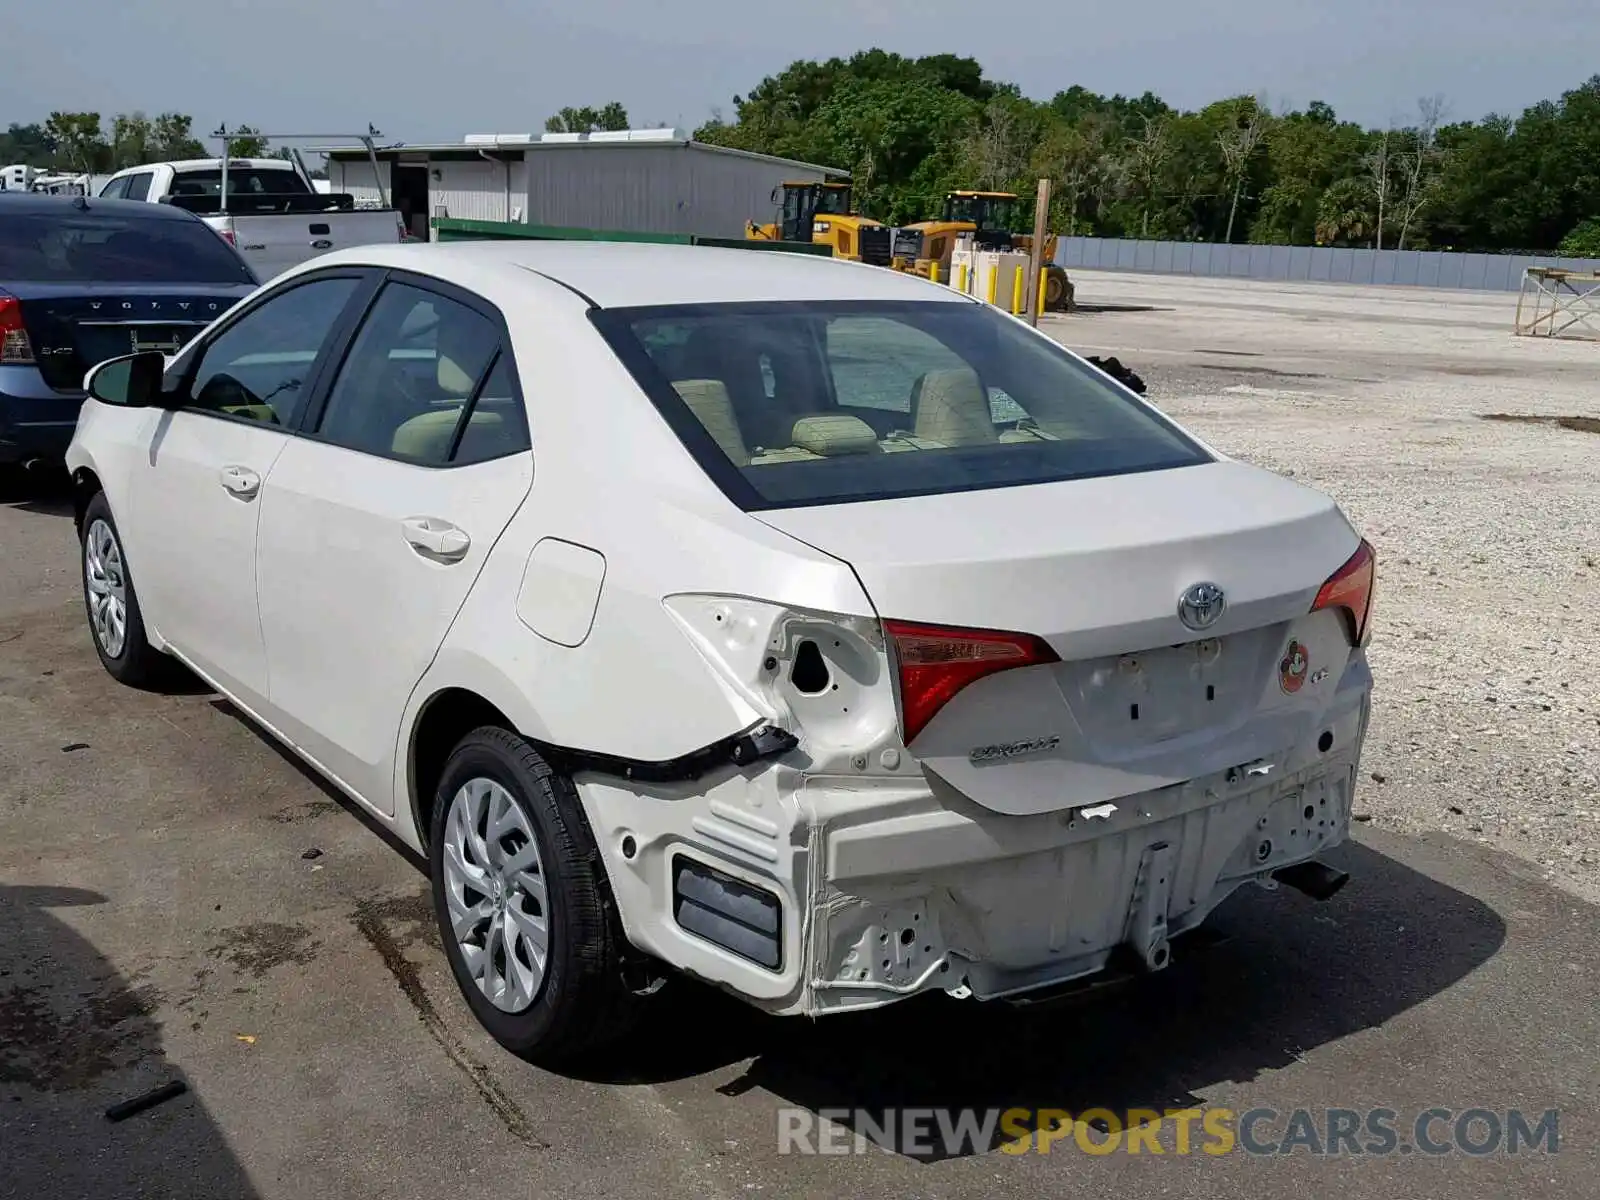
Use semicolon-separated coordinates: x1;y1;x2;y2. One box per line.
431;216;833;255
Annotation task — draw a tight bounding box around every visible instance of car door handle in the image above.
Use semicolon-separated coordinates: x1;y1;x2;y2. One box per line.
219;465;260;499
401;516;470;561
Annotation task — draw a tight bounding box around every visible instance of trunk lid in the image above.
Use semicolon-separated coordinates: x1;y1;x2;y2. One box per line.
755;461;1365;815
11;282;253;390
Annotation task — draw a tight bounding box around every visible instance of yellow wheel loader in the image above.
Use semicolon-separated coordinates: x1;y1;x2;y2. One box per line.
894;190;1074;311
746;181;896;264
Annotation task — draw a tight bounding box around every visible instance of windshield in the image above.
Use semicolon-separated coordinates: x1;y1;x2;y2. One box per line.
946;195;1014;229
0;213;258;284
592;299;1209;511
815;187;852;216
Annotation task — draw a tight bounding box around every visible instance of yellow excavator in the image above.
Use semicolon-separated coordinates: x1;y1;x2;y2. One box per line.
894;190;1074;311
746;181;896;265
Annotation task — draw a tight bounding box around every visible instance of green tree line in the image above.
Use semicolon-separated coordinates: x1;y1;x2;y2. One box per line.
693;50;1600;256
1;112;300;177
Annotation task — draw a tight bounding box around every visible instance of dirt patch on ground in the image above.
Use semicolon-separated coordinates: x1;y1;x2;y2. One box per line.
207;922;322;978
0;980;162;1091
1481;412;1600;434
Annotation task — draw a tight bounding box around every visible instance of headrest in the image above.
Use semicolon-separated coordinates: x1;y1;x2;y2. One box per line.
672;378;749;466
437;353;477;395
912;366;996;445
790;413;880;456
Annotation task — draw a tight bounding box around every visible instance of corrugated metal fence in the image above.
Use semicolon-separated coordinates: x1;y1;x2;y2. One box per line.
1055;237;1600;292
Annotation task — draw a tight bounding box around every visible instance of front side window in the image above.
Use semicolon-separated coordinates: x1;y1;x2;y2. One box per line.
123;172;153;201
592;299;1209;510
179;277;361;427
314;281;526;465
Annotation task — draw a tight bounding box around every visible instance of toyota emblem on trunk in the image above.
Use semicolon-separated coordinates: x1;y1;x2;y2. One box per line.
1178;582;1226;631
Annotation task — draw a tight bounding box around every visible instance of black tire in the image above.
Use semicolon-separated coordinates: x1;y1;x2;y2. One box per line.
79;491;173;688
1045;266;1074;312
429;726;642;1067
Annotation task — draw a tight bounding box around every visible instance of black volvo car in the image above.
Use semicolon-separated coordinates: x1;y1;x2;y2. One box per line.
0;194;259;469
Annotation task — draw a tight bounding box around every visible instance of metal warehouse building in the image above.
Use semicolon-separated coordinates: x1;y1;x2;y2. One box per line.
319;128;845;241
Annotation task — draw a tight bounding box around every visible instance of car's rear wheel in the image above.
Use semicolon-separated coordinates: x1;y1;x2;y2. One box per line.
80;492;170;687
429;727;641;1066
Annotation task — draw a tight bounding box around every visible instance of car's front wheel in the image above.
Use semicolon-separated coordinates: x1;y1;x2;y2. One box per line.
80;492;170;687
429;727;642;1067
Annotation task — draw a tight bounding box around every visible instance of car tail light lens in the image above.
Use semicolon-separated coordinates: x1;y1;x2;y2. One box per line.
884;619;1060;745
0;295;36;365
1312;538;1376;647
216;227;237;246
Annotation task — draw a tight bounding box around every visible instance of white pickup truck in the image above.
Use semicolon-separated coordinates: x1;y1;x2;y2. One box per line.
97;157;408;279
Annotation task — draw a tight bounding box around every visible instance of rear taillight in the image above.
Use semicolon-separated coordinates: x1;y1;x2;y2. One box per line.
216;228;237;246
1312;538;1376;647
0;295;35;365
884;619;1060;745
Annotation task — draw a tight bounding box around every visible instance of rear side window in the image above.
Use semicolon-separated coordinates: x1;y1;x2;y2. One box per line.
591;299;1208;510
123;172;153;201
0;213;256;285
314;281;530;466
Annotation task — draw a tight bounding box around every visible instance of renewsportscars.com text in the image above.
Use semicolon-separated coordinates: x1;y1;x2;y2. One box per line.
777;1106;1562;1157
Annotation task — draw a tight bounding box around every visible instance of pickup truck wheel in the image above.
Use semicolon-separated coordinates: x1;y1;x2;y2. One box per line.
80;492;172;688
430;727;641;1067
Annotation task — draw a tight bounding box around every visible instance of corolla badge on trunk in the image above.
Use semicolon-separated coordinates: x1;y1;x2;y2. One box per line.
969;735;1060;764
1177;581;1226;631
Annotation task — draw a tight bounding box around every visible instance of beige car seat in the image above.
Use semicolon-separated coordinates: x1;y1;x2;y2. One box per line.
911;367;997;446
672;379;750;466
390;316;509;461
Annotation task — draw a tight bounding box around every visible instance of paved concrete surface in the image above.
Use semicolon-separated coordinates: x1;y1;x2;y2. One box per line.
2;281;1597;1197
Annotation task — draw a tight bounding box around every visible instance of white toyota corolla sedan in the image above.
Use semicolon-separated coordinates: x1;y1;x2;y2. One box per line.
65;240;1375;1064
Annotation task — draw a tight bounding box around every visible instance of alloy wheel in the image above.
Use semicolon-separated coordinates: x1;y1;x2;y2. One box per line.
84;518;128;659
441;777;551;1013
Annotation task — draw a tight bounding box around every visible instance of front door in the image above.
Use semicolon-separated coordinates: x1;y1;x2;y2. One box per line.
127;274;366;708
255;276;534;814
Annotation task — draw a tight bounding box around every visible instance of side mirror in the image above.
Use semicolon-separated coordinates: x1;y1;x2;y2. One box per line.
84;351;168;408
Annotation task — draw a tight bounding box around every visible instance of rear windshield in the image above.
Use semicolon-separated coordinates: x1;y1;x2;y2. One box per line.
591;299;1209;510
0;212;257;285
167;168;311;196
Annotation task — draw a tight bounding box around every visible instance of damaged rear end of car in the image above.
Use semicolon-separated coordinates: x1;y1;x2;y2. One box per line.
581;292;1377;1017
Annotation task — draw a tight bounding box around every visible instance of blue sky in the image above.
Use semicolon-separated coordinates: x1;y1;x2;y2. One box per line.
6;0;1598;149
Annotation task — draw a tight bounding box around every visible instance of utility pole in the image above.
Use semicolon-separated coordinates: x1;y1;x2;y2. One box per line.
1026;177;1051;327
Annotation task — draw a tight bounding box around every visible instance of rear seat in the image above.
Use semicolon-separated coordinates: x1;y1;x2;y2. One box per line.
911;366;1059;443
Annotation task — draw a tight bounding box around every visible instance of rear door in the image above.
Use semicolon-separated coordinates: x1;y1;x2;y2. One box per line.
254;272;534;814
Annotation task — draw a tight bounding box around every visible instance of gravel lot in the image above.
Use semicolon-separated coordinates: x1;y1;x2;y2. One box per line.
1045;271;1600;902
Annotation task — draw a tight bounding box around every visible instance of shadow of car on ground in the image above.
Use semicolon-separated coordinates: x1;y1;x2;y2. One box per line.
0;884;262;1196
581;839;1506;1160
